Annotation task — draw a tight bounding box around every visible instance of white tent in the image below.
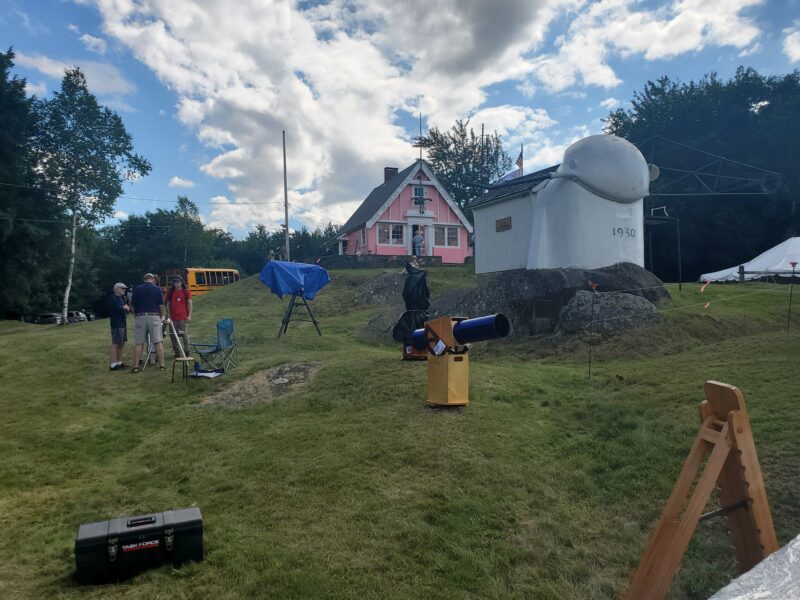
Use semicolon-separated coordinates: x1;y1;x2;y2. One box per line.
699;237;800;282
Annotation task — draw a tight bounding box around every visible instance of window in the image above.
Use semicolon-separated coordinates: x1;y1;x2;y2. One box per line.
391;224;404;245
378;224;390;244
412;185;425;198
435;225;459;247
210;272;218;285
361;226;366;246
195;272;206;285
435;226;445;246
378;223;404;245
222;272;230;285
447;227;459;247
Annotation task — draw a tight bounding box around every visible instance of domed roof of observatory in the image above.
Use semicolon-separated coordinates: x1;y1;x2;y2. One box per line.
555;134;649;203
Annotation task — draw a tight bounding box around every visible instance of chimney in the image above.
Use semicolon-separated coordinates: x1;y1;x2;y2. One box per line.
384;167;399;183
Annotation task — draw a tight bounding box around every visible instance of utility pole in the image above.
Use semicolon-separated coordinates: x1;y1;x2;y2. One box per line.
479;123;485;184
283;130;290;261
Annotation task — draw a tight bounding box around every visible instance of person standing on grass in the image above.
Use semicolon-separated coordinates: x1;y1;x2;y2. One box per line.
108;283;129;371
130;273;166;373
165;276;192;357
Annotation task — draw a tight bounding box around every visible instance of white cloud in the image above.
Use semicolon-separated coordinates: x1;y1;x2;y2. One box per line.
524;0;764;92
14;52;135;96
80;33;108;55
113;210;129;219
67;24;80;33
24;80;47;96
739;42;762;57
168;176;195;188
599;97;620;110
524;125;593;171
784;23;800;63
83;0;574;231
81;0;765;231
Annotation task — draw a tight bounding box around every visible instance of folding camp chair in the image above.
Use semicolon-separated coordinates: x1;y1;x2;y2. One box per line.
190;318;239;372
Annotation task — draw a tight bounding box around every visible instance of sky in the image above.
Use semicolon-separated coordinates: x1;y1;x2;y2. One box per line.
2;0;799;238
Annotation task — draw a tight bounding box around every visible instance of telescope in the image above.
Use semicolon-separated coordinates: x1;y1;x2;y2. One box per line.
412;314;510;407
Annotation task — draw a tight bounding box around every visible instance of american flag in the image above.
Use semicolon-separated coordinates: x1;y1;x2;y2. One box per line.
515;149;523;169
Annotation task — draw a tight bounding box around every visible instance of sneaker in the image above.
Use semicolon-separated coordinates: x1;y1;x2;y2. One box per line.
130;367;140;373
110;364;124;371
159;366;167;371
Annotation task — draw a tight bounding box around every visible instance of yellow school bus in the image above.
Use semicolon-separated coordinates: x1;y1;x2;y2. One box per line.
162;268;241;297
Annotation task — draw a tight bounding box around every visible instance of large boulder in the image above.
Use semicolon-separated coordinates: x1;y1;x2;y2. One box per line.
354;272;405;305
555;290;660;333
427;262;668;336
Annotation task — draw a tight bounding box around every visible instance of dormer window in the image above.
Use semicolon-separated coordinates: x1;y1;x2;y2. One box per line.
412;185;425;199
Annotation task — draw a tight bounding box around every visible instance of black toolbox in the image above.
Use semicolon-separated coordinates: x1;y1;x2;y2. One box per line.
75;507;203;583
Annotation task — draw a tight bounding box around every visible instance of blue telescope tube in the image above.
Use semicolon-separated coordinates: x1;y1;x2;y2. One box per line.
411;314;510;350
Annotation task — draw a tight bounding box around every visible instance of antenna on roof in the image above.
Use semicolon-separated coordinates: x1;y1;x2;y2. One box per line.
418;113;423;163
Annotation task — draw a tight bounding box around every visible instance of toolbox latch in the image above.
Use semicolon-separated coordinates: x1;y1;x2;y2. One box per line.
165;529;174;551
108;538;118;562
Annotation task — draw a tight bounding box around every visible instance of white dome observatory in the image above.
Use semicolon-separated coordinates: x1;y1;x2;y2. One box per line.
526;134;649;270
470;133;651;275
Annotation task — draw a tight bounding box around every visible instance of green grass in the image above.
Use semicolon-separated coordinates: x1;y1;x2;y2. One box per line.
1;267;799;599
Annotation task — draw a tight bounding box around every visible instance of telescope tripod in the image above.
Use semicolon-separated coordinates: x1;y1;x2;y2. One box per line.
277;293;321;338
624;381;778;600
143;319;187;370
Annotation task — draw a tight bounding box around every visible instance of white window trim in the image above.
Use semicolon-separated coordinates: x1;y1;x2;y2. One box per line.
433;224;461;248
377;222;406;246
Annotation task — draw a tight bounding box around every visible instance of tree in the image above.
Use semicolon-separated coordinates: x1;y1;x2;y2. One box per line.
416;119;511;220
0;49;65;318
31;68;150;322
605;67;800;280
101;196;219;285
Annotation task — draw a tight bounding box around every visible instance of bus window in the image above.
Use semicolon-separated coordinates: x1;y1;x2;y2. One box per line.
211;272;218;285
195;272;205;286
222;272;230;285
234;273;240;282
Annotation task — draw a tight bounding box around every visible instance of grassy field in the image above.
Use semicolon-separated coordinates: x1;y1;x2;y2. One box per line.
1;266;798;599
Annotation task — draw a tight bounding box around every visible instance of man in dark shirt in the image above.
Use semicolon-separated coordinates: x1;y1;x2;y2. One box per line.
109;283;129;370
130;273;166;373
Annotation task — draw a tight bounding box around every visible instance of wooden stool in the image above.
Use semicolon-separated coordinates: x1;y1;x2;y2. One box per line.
172;356;194;383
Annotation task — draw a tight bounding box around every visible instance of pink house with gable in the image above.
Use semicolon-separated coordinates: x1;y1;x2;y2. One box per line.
337;160;473;263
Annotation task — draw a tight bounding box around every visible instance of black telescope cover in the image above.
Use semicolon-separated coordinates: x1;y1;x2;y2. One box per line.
392;262;430;343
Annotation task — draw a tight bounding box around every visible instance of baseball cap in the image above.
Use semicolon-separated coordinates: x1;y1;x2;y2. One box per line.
143;273;156;281
113;282;128;290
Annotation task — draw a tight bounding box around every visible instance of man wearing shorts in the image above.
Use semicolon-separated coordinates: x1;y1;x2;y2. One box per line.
109;283;129;370
130;273;166;373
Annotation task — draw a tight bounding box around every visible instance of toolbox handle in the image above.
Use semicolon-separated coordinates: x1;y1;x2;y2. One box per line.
127;516;156;528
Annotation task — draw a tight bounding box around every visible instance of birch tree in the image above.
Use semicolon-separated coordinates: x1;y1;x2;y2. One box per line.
32;68;150;322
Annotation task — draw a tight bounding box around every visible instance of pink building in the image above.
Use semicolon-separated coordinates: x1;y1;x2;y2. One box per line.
337;160;473;263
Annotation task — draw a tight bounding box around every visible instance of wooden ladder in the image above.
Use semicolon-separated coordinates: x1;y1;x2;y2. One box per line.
623;381;778;600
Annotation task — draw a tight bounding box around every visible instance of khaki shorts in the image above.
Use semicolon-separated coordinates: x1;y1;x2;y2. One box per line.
134;315;164;345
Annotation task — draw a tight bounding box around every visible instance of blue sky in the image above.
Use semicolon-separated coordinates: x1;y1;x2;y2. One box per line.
2;0;799;237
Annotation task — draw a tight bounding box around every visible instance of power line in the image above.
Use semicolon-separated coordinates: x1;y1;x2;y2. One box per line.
0;180;346;224
0;181;285;206
0;215;284;230
287;201;344;225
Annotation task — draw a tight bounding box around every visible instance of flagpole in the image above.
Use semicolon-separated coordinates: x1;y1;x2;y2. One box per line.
283;130;290;261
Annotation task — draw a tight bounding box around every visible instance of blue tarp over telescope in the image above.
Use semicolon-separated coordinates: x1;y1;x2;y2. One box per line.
258;261;331;299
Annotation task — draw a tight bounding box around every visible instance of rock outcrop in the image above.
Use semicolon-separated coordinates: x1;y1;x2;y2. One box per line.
361;262;669;342
555;290;661;333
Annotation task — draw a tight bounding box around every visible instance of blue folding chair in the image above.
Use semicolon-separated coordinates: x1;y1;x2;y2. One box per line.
190;318;239;372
